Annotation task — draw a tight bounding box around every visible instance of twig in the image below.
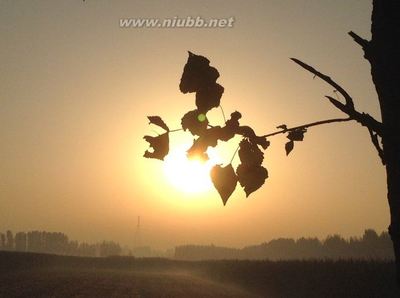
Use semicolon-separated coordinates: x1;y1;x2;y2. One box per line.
348;31;370;49
325;96;383;135
261;117;353;138
368;128;385;165
291;58;355;110
291;58;384;136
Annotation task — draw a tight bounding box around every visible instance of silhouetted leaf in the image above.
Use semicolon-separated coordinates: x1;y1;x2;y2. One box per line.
143;133;169;160
218;111;242;141
237;126;256;139
284;128;306;155
236;126;270;149
287;128;307;141
186;126;222;160
181;110;208;136
196;83;224;113
186;148;209;161
147;116;169;132
238;139;264;166
226;111;242;125
179;52;219;93
285;140;294;156
144;52;278;200
217;126;236;142
210;164;238;205
277;124;287;130
236;164;268;197
186;124;241;160
253;136;270;150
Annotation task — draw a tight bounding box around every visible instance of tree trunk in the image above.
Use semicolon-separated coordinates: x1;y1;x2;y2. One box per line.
368;0;400;284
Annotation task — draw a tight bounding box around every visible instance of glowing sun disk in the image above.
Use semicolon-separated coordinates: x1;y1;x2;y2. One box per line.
163;147;220;193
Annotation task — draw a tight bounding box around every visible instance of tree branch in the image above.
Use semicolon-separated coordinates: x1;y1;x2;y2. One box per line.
261;117;353;138
325;96;384;135
348;31;371;60
291;58;384;136
348;31;370;49
291;58;355;110
368;128;385;165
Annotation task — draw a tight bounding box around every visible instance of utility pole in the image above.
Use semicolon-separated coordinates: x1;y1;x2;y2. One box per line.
134;216;141;249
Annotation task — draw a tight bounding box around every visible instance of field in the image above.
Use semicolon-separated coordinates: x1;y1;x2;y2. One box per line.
1;251;399;297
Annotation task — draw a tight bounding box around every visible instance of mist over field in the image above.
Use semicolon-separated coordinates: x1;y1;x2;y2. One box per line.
1;251;399;298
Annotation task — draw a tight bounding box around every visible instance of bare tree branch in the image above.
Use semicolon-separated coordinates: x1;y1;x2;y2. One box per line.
291;58;384;136
348;31;372;60
348;31;370;49
325;96;384;135
291;58;355;109
368;128;385;165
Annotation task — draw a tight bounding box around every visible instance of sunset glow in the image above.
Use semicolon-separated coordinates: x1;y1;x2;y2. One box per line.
163;146;221;194
0;0;388;252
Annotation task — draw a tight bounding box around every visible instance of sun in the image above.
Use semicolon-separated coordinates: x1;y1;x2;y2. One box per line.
163;145;221;193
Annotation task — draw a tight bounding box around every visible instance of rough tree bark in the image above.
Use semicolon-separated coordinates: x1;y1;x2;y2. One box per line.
368;0;400;284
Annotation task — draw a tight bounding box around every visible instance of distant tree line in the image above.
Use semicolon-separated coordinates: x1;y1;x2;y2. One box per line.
0;230;122;257
175;229;395;261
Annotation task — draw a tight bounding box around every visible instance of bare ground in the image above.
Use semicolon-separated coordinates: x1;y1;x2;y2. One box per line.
1;252;399;297
0;268;259;298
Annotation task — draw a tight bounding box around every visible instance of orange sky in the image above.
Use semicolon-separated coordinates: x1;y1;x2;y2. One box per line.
0;0;388;250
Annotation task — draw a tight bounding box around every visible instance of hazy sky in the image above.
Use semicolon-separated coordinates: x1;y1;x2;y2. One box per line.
0;0;387;250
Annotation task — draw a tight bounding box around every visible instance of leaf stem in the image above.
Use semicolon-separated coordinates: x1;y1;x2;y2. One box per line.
219;105;227;124
169;128;183;133
230;140;242;164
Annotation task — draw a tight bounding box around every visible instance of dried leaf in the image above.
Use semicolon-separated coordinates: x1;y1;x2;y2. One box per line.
195;83;224;113
237;126;257;139
143;132;169;160
181;110;208;136
179;52;220;93
253;136;270;150
147;116;169;132
285;140;294;156
218;126;236;142
285;128;306;155
187;148;209;161
144;52;275;200
210;164;238;205
226;111;242;124
287;128;307;141
238;139;264;166
225;111;241;130
216;112;242;141
236;164;268;197
186;125;238;160
236;125;269;150
186;126;222;160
